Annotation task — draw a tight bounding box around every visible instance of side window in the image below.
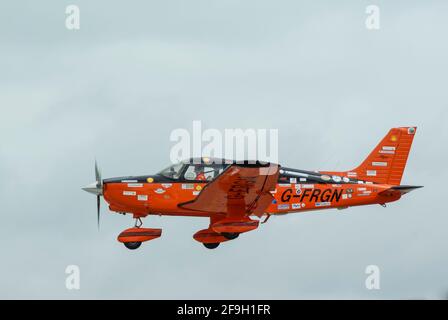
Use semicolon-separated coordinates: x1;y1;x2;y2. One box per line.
184;165;197;180
203;166;214;181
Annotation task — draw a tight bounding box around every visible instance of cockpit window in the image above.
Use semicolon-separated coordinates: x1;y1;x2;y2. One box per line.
184;163;229;181
158;163;184;180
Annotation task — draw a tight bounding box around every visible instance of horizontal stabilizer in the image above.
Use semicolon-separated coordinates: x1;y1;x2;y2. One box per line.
379;185;423;196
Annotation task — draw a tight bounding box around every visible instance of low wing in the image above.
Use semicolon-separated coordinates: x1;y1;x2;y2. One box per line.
179;162;279;218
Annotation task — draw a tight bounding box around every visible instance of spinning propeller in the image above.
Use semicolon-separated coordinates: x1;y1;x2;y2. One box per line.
82;160;103;229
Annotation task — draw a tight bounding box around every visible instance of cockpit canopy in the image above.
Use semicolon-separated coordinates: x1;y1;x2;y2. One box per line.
158;157;231;182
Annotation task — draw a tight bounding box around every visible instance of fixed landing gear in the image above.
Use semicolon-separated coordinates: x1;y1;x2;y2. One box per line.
118;217;162;250
221;232;240;240
203;243;220;249
123;218;143;250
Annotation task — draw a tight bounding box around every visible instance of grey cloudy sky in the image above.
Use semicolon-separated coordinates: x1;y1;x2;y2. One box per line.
1;1;447;299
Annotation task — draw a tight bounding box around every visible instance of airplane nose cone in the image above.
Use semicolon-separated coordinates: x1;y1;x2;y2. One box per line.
82;182;103;196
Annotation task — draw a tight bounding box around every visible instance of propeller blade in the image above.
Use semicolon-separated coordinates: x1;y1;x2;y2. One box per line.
97;195;101;230
95;160;102;189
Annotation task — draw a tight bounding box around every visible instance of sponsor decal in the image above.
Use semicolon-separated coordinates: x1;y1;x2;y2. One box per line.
161;183;172;188
122;180;137;183
278;204;290;210
332;184;342;188
342;194;348;200
123;191;136;196
390;135;398;142
301;184;314;189
367;170;377;176
372;162;387;167
154;188;165;194
128;183;143;188
346;188;354;193
295;186;302;195
281;188;343;203
292;203;303;210
382;146;396;151
137;195;148;201
182;184;194;190
315;202;331;207
146;178;154;183
300;178;307;182
279;183;292;187
347;172;357;177
196;185;203;191
332;176;342;183
193;191;200;196
270;189;277;194
379;150;395;155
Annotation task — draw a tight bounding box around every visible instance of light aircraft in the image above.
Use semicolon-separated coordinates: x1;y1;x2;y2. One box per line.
83;127;421;250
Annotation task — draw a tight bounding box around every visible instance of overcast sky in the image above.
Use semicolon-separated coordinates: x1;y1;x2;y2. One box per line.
1;1;447;299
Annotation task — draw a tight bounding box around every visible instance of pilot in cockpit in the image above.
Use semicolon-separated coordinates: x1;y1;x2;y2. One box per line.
194;165;207;181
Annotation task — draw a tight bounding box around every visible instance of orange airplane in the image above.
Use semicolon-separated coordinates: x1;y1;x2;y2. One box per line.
83;127;421;250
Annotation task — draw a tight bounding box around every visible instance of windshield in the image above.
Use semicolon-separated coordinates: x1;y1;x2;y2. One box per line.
158;163;185;180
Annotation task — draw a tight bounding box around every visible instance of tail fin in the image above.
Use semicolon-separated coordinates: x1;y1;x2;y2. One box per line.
347;127;417;185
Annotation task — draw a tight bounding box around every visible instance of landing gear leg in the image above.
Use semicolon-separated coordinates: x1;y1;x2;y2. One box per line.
123;217;144;250
135;217;143;228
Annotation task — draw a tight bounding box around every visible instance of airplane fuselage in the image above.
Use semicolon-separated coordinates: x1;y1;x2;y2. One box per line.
102;167;401;219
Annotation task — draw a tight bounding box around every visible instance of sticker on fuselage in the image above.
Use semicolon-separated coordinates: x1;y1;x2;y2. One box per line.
127;183;143;188
301;184;314;189
367;170;377;176
182;184;194;190
315;202;331;207
291;203;305;210
123;191;136;196
137;195;148;201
